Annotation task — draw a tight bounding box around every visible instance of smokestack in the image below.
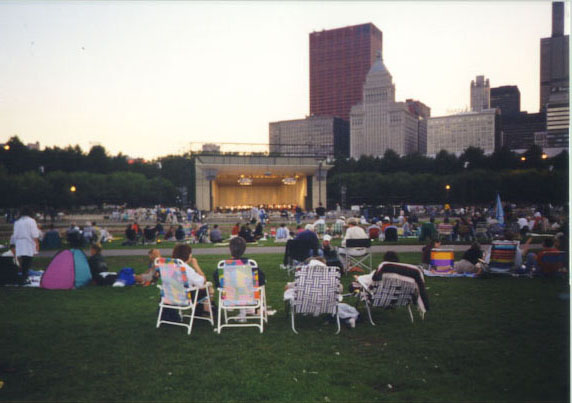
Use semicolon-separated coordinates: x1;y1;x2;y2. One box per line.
552;2;564;37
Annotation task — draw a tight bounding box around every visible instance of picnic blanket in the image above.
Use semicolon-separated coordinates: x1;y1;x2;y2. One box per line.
422;268;477;278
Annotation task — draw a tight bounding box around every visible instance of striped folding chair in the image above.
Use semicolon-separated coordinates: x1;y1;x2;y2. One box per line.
216;259;267;333
155;257;213;335
361;262;426;325
289;265;342;334
487;241;519;274
429;249;455;274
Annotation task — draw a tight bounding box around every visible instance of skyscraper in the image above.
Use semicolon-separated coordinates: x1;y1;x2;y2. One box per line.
490;86;521;116
470;75;490;112
309;23;382;121
540;2;569;110
350;52;422;158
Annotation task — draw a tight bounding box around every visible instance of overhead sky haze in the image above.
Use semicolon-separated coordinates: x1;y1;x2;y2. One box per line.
0;1;569;160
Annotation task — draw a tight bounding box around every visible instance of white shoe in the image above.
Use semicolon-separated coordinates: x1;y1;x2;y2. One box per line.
347;318;356;328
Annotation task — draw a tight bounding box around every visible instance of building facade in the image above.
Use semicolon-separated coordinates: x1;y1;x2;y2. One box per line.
310;23;382;121
470;75;491;112
427;109;500;156
490;85;521;116
350;53;422;158
540;2;569;110
268;116;349;158
501;112;546;151
405;99;431;155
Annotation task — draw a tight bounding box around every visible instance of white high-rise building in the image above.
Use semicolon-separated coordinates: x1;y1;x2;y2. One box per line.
350;52;422;158
470;75;490;112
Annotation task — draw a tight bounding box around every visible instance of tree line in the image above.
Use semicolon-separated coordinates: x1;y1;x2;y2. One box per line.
0;136;568;209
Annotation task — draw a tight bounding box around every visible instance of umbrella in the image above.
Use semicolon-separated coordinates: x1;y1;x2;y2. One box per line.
495;193;504;225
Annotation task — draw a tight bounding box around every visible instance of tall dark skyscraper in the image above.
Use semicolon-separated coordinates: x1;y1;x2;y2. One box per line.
309;23;382;121
491;86;521;116
540;2;569;110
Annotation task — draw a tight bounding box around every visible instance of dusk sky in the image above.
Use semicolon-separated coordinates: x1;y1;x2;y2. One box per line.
0;1;569;159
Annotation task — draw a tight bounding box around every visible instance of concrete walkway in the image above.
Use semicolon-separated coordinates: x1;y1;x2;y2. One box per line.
37;243;475;258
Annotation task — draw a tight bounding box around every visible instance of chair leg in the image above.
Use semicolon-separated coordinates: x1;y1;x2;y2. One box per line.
217;294;222;334
365;302;375;326
188;293;199;335
407;304;414;323
335;306;341;335
291;305;298;334
156;305;163;328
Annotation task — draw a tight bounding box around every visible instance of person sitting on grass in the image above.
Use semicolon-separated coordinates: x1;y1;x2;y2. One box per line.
253;221;264;241
88;243;108;285
175;225;186;242
231;223;240;238
275;223;289;242
454;242;484;275
239;223;255;243
135;249;161;286
525;237;561;276
122;224;137;246
210;224;223;243
420;239;441;270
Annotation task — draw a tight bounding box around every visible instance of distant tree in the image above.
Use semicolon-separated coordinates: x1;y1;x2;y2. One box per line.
379;149;401;173
459;146;487;170
434;150;459;174
489;146;518;171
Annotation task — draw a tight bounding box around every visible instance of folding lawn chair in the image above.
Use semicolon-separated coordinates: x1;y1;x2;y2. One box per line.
343;238;372;273
429;249;455;274
475;222;490;242
289;265;342;334
155;257;214;335
314;223;326;238
486;241;519;274
361;262;424;326
281;239;312;276
332;222;344;237
216;259;267;333
537;251;568;276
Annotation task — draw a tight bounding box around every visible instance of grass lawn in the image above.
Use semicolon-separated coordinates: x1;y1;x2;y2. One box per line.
0;252;569;401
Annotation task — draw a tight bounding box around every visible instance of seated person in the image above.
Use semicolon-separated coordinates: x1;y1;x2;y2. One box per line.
67;224;84;248
41;224;62;249
135;249;161;285
122;224;137;246
143;225;157;243
253;222;264;241
88;244;109;285
169;244;211;315
454;242;484;274
419;218;437;242
402;218;413;237
420;239;441;270
367;224;380;240
384;225;398;242
275;223;289;242
338;218;368;257
525;237;561;276
294;224;320;258
284;256;340;303
318;234;343;270
210;224;223;243
175;225;186;242
239;223;255;243
164;226;176;241
231;223;240;238
213;236;266;317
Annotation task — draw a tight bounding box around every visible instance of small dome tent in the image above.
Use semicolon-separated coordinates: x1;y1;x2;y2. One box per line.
40;249;92;289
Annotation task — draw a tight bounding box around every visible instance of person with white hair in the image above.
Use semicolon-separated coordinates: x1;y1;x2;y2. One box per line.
337;217;369;258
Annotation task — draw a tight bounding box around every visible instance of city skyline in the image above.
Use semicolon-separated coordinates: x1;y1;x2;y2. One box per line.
0;1;569;159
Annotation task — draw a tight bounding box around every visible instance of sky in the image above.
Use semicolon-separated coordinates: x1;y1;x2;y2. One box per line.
0;1;569;160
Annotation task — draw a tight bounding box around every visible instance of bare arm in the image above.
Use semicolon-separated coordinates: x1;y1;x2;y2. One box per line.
189;257;206;280
521;237;533;257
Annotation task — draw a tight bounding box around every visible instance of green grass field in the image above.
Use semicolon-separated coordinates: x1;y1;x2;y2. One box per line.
0;252;569;401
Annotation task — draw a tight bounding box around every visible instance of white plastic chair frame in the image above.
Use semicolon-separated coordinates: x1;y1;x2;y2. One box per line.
342;238;373;273
155;258;214;335
289;265;342;334
216;259;267;334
